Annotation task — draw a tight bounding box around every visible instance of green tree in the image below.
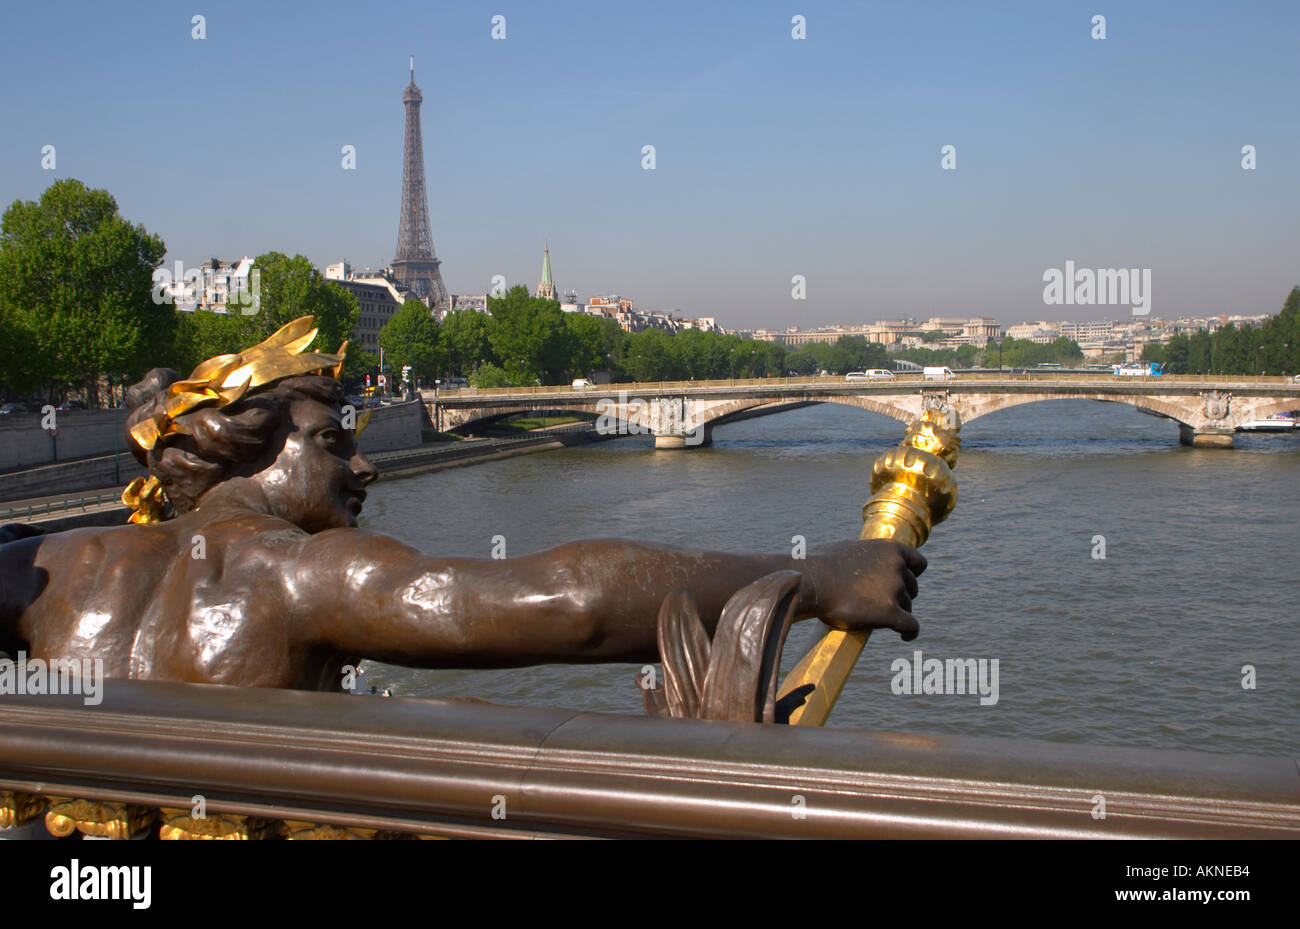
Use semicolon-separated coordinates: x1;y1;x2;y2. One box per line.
1259;286;1300;375
253;252;359;369
1187;330;1212;374
827;335;887;373
486;286;571;385
754;339;788;376
379;299;442;391
784;346;819;375
563;312;610;380
1214;323;1249;374
1140;342;1167;366
0;178;169;403
597;317;631;380
468;362;510;388
441;309;496;376
1162;333;1190;374
171;252;360;376
797;341;839;375
626;329;683;381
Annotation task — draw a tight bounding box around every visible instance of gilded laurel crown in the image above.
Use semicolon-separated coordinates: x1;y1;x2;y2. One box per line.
122;317;348;523
129;316;347;453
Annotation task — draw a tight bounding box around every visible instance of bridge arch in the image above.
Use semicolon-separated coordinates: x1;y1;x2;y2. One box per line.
804;394;915;425
431;401;601;432
950;392;1193;426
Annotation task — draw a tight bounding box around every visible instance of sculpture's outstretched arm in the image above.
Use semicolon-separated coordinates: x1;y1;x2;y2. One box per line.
289;530;923;669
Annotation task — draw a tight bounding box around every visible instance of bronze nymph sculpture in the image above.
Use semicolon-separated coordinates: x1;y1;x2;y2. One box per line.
0;318;925;698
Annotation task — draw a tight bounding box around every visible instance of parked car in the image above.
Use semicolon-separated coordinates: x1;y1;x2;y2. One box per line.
0;402;29;415
866;369;895;381
57;399;87;411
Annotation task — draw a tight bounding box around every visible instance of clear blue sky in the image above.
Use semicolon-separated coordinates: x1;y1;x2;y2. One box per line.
2;0;1297;328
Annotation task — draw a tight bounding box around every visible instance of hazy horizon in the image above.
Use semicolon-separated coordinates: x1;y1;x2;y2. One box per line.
2;0;1297;329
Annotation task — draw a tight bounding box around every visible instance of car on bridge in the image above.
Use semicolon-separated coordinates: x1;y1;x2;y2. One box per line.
844;372;870;381
571;378;594;389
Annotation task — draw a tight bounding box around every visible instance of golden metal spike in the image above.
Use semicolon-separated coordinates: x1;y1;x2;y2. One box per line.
779;404;962;726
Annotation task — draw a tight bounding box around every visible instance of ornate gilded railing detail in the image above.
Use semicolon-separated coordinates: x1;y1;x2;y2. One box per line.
11;790;445;839
777;404;962;726
283;820;382;840
158;809;281;840
0;790;45;829
44;797;156;839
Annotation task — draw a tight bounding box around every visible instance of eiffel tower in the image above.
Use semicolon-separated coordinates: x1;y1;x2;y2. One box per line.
392;56;448;306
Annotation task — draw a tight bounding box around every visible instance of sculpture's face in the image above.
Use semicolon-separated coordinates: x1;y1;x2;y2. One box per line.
253;396;377;532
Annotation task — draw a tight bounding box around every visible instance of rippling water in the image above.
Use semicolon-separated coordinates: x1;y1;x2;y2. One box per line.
360;401;1300;757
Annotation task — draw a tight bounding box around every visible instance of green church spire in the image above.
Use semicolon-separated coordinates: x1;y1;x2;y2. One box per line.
536;241;556;299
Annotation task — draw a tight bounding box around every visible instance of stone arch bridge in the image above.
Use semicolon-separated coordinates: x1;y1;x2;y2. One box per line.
425;375;1300;449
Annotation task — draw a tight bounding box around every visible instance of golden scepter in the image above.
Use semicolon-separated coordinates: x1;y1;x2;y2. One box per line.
777;403;962;726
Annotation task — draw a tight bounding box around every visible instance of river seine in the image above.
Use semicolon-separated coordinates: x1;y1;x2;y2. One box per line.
361;400;1300;758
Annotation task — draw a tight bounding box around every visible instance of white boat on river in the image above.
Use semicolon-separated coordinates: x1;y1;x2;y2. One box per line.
1237;411;1299;432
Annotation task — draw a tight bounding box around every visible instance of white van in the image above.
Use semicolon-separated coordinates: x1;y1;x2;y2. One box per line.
571;378;593;389
866;369;895;381
923;366;956;382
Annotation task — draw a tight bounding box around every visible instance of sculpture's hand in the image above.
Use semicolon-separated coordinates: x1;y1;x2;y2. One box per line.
806;540;926;641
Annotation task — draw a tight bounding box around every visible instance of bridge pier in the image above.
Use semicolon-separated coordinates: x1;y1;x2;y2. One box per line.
1179;424;1235;448
653;425;711;449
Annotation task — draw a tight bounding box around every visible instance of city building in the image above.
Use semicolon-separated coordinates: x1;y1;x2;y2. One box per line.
324;262;406;355
446;294;488;316
751;324;908;346
165;256;257;314
750;318;997;347
1060;320;1116;343
1004;321;1061;344
326;260;488;339
961;318;1002;346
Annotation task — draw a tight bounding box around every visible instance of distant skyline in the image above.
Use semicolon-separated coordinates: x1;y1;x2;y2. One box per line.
2;1;1298;329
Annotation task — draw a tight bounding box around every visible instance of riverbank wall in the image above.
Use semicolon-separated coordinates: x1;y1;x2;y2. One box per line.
1;424;619;531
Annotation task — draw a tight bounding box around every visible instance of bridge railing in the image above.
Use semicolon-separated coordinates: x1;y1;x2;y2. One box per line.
428;372;1300;399
2;680;1297;839
1;491;122;522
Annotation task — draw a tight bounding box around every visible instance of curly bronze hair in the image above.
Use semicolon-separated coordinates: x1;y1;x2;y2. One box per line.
125;369;346;515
